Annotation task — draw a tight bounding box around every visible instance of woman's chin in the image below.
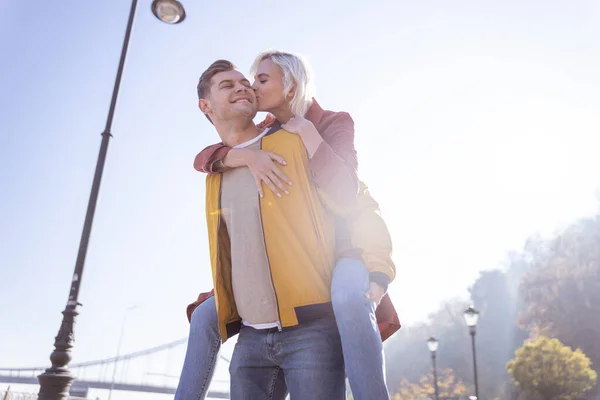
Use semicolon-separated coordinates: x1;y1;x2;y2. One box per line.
256;104;268;112
256;101;271;113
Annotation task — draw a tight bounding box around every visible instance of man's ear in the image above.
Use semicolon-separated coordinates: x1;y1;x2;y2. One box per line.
199;98;211;116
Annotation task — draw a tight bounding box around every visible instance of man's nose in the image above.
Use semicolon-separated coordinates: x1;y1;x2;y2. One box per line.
235;84;249;92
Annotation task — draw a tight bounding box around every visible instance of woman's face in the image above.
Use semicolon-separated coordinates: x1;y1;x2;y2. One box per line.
252;59;288;113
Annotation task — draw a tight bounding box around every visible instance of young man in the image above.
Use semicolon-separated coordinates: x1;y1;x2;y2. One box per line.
196;59;346;399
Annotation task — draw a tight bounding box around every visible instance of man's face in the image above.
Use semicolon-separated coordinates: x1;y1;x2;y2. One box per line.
200;70;257;122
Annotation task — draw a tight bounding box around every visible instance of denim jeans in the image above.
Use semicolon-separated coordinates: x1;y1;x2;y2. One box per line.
331;258;389;400
230;317;345;399
174;295;221;400
174;258;389;400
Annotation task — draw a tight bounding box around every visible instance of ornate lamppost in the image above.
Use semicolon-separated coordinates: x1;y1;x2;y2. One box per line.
463;305;480;400
427;336;440;400
37;2;186;399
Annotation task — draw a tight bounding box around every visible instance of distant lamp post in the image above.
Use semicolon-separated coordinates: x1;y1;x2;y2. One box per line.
463;305;480;400
108;305;139;400
36;1;186;400
427;336;440;400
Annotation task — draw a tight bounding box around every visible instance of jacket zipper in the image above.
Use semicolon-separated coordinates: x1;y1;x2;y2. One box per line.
259;139;282;331
214;175;228;339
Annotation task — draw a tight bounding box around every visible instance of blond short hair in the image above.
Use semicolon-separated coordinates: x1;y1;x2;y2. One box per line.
251;50;315;117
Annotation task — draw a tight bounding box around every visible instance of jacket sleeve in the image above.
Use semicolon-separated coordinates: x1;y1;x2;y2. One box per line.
194;143;232;173
348;182;396;284
309;112;359;214
193;116;276;174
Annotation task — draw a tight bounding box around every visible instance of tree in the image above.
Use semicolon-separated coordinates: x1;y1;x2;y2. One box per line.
507;336;597;400
393;368;468;400
518;215;600;371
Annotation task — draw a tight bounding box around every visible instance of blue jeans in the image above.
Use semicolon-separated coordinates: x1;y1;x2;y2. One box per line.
332;258;389;400
174;295;221;400
174;258;389;400
230;318;345;399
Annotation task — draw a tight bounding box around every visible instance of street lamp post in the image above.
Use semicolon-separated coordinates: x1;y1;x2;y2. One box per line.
427;337;440;400
463;305;480;400
36;2;186;399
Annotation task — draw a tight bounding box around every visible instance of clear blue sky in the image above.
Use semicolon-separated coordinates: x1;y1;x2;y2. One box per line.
1;0;599;383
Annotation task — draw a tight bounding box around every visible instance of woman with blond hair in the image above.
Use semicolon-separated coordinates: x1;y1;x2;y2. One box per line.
175;50;399;400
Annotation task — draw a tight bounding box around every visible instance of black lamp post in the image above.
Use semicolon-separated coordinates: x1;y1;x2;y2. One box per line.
427;337;440;400
36;1;186;399
463;305;480;400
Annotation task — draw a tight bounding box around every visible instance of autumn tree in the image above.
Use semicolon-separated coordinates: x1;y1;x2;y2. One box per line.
393;368;468;400
507;336;597;400
518;215;600;370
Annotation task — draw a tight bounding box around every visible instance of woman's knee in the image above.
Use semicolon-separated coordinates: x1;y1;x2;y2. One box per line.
190;296;219;332
331;258;369;307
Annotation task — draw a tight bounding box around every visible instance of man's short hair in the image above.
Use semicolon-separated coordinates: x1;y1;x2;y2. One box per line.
197;59;237;123
197;59;237;100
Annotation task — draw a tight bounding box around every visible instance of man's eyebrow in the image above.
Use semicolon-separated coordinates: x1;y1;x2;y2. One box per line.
241;78;251;85
217;79;233;86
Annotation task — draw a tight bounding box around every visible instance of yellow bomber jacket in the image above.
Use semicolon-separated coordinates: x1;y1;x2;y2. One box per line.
205;128;337;342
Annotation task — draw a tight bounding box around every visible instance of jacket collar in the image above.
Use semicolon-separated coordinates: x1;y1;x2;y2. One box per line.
266;121;282;135
265;98;323;136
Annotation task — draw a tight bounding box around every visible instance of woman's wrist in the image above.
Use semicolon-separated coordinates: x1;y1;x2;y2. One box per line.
223;148;252;168
298;124;323;158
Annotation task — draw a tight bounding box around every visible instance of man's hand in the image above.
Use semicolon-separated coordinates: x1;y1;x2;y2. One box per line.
242;148;292;198
365;281;385;307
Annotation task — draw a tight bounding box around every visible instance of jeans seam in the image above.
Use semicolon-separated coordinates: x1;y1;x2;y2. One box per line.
266;332;278;364
197;335;221;400
267;367;282;400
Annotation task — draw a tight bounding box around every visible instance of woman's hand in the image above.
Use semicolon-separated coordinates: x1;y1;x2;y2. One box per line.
238;148;292;198
282;116;324;157
281;116;314;135
365;281;386;307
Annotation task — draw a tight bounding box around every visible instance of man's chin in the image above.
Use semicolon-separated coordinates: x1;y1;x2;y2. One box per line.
233;109;257;120
244;106;258;118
